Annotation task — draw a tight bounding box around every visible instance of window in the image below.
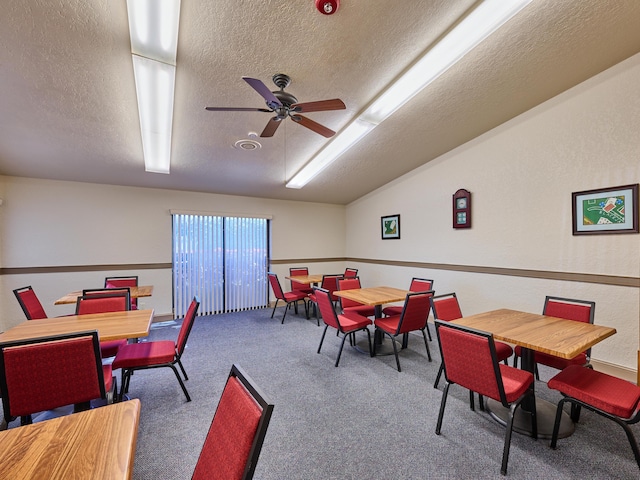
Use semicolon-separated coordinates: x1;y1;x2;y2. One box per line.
172;214;269;317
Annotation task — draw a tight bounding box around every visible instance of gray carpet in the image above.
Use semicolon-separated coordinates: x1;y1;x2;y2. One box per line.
117;308;637;479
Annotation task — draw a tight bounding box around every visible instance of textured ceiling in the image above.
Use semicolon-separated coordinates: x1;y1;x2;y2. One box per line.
1;1;640;205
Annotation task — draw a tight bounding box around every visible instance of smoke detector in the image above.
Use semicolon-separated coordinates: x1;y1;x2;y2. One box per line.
234;138;262;151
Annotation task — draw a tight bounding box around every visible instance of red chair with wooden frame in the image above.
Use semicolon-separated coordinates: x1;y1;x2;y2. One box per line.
0;330;115;427
192;364;274;480
104;275;139;310
76;291;131;359
337;277;375;318
434;320;537;476
13;286;48;320
373;290;434;371
513;296;595;378
267;273;308;323
113;296;200;402
315;287;373;367
548;364;640;469
431;292;513;389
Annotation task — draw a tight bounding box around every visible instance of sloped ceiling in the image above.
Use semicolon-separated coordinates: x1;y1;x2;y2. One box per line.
1;0;640;204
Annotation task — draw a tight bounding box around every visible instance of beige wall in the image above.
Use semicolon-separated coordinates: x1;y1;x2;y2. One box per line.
346;53;640;371
0;178;346;329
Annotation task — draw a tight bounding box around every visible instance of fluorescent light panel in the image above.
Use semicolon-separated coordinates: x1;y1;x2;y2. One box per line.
127;0;180;174
286;0;532;189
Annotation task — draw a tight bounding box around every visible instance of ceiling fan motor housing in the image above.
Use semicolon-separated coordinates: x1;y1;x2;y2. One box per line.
316;0;339;15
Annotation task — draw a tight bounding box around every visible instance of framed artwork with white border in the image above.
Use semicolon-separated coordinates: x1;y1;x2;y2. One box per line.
572;184;638;235
381;214;400;239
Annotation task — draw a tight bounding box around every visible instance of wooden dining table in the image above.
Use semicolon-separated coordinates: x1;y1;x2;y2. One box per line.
285;274;325;285
334;286;410;354
0;309;154;343
451;308;617;438
0;399;141;479
54;285;154;305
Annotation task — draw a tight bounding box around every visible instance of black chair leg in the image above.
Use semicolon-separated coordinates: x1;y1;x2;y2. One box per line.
435;382;450;435
421;329;432;361
434;363;444;388
170;365;191;402
317;325;329;354
270;299;279;318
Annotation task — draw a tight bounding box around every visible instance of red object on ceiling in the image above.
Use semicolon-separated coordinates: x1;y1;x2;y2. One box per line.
316;0;339;15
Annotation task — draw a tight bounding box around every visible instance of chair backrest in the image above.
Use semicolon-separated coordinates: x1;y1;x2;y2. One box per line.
320;274;342;300
267;273;285;300
430;292;463;321
435;320;508;406
13;286;47;320
337;277;362;309
76;292;131;315
0;330;106;420
176;296;200;357
104;276;138;308
192;364;274;480
395;290;434;335
543;296;595;325
314;287;340;331
289;267;309;291
409;277;434;292
344;268;358;278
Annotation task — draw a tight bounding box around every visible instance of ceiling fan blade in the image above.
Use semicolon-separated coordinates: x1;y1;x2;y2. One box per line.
290;115;336;138
260;117;282;137
291;99;346;113
205;107;272;112
242;77;282;109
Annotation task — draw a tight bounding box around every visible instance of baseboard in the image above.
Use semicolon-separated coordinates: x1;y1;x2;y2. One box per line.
152;313;175;323
590;358;637;384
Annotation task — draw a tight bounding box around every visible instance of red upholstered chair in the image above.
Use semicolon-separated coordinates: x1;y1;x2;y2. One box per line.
113;297;200;402
513;296;595;377
307;274;342;325
105;275;139;310
431;292;513;388
76;291;131;358
267;272;308;323
289;267;313;295
0;330;114;427
13;286;48;320
434;320;537;476
192;364;274;480
343;268;358;278
315;287;373;367
382;277;435;340
548;365;640;468
337;277;375;318
373;291;434;371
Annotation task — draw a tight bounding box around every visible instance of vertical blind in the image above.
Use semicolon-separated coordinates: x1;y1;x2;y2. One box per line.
172;214;269;317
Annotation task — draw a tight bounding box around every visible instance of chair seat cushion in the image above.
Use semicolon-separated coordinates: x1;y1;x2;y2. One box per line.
343;305;376;317
100;339;127;358
514;345;586;370
112;340;176;369
284;291;308;302
382;305;402;317
548;365;640;419
374;315;401;334
498;364;535;403
338;313;372;332
495;341;514;362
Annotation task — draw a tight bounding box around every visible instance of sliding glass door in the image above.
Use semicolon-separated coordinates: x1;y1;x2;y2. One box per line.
172;214;269;317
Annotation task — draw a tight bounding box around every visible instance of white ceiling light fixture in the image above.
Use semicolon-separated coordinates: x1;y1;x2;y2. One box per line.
286;0;532;189
127;0;181;174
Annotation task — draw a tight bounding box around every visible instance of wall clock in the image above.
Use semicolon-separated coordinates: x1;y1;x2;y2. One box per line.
453;189;471;229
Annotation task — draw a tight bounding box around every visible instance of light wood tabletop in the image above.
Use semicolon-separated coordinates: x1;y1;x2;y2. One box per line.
0;399;141;480
451;308;616;360
285;274;324;285
334;286;409;310
54;285;154;305
0;309;154;343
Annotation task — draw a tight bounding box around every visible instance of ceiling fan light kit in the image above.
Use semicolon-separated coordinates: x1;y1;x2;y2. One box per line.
286;0;532;189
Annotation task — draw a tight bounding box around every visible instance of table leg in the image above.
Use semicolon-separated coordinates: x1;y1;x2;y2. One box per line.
485;347;575;439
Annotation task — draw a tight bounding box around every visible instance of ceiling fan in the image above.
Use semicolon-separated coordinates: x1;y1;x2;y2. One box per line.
206;74;346;138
